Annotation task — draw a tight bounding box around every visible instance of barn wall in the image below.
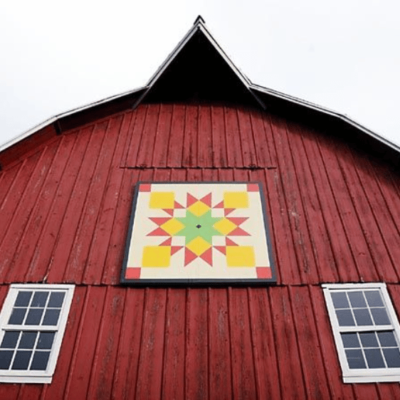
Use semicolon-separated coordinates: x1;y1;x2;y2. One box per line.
0;103;400;398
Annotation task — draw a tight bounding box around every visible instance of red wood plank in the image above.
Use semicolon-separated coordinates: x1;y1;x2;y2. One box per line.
224;106;243;167
211;106;227;168
86;287;125;400
270;116;319;283
197;105;213;167
289;286;331;399
354;157;400;281
64;286;106;399
0;145;58;280
264;168;300;284
185;288;209;400
237;107;257;167
317;134;379;281
46;122;105;283
309;285;354;399
167;105;186;168
136;104;160;167
7;135;74;283
249;109;272;167
111;288;145;400
161;288;186;400
101;169;140;284
83;113;132;284
64;116;123;283
0;163;20;210
0;154;40;253
135;288;167;400
208;288;233;400
228;287;257;400
42;286;86;400
25;127;91;283
170;167;187;182
269;286;306;399
247;288;281;400
17;385;42;400
288;124;338;282
303;126;358;282
152;104;173;167
182;105;198;167
123;105;147;167
337;145;396;281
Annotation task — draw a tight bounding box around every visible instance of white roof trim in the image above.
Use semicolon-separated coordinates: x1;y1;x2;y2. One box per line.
0;87;144;153
252;84;400;154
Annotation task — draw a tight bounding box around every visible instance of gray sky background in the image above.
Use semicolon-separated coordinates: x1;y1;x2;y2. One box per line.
1;0;399;148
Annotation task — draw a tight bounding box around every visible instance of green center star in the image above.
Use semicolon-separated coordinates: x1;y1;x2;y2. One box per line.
175;210;222;243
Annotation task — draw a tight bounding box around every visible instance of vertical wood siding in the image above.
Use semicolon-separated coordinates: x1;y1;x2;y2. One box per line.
0;103;399;398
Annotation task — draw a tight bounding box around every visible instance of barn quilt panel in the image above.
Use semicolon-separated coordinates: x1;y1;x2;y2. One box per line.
121;182;275;284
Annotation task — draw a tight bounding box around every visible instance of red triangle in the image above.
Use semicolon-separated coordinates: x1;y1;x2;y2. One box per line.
149;217;170;226
147;227;169;236
171;246;183;255
163;209;174;216
227;217;248;226
200;248;213;266
200;193;212;207
187;193;198;207
185;248;198;266
229;227;250;236
226;238;238;246
160;238;172;246
214;246;226;255
224;208;235;216
214;201;224;209
174;201;184;209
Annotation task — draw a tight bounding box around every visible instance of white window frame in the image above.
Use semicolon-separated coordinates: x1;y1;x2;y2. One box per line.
323;283;400;383
0;284;74;384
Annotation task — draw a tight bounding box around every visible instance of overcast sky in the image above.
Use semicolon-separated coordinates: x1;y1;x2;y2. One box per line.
1;0;399;148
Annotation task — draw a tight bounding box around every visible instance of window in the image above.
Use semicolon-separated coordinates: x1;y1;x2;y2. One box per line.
323;283;400;383
0;284;74;383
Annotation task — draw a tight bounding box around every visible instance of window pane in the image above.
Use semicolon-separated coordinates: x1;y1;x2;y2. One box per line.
378;331;398;347
31;292;49;307
1;331;20;348
345;349;366;369
353;309;373;326
341;333;360;348
18;332;37;349
42;309;60;326
365;291;384;307
8;308;27;325
48;292;65;308
348;291;367;308
359;332;379;348
11;351;32;370
336;310;355;326
37;332;55;349
30;351;50;371
25;309;44;325
0;350;14;369
383;348;400;368
371;308;391;325
364;349;385;368
15;292;32;307
331;292;349;309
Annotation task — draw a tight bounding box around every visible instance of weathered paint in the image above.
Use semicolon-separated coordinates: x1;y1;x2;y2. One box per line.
0;103;400;398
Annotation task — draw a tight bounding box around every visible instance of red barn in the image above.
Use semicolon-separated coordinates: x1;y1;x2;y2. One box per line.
0;16;400;399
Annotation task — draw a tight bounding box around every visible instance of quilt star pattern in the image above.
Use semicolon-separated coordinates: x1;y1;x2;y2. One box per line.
121;182;275;284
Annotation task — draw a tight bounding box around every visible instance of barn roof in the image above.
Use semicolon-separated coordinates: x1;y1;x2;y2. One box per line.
1;16;399;166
